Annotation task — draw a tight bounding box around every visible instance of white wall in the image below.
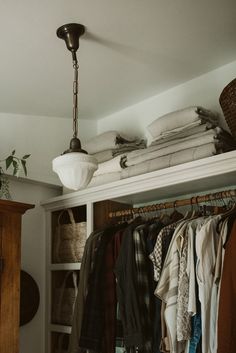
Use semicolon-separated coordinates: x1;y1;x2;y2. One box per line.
6;178;61;353
0;113;97;185
97;60;236;141
1;59;236;353
1;59;235;188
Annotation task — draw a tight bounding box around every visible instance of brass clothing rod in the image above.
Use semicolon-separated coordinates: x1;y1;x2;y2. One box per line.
108;189;236;218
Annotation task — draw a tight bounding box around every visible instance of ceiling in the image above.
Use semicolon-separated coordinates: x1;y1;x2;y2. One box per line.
0;0;236;120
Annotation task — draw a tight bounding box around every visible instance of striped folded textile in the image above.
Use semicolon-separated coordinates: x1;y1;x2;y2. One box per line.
120;143;219;179
84;130;146;155
147;106;218;140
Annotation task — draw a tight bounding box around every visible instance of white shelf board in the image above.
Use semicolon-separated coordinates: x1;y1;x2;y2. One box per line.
41;151;236;210
50;263;81;271
50;324;72;334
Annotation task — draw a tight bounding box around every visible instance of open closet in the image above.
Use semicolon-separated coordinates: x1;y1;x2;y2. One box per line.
42;149;236;353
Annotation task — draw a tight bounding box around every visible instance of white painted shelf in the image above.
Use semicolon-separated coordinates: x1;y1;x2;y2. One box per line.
50;324;72;334
50;263;81;271
42;151;236;210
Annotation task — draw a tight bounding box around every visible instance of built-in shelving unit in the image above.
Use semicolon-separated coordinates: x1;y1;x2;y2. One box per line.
42;151;236;353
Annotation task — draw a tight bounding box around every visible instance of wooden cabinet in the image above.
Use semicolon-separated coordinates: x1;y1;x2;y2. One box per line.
0;199;34;353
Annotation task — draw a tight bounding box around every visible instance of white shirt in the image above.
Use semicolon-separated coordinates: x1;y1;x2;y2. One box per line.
195;215;221;353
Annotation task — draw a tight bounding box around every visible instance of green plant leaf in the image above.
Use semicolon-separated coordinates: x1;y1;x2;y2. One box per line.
11;150;15;155
22;154;30;159
21;159;27;176
5;156;13;169
12;160;19;176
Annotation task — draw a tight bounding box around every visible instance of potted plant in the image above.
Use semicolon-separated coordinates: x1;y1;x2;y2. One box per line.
0;150;30;199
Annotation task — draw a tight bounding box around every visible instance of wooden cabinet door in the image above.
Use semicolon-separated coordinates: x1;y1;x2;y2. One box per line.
0;211;22;353
0;200;34;353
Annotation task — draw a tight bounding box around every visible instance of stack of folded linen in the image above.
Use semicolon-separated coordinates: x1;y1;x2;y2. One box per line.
84;131;146;163
146;106;218;142
120;106;236;179
84;131;146;187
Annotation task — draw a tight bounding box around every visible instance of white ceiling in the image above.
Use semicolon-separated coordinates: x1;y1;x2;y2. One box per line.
0;0;236;120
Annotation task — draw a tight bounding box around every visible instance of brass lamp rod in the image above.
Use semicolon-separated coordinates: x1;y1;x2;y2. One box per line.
73;54;79;139
57;23;87;154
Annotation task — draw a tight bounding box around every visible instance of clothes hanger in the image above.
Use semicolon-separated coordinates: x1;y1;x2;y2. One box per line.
183;196;202;219
218;193;236;218
200;194;226;216
170;201;184;222
159;203;171;224
216;192;236;232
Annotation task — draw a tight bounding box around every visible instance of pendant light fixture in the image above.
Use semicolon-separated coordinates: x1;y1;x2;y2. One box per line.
52;23;98;190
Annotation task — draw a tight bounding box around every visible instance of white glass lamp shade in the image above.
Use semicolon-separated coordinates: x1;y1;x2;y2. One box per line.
52;152;98;190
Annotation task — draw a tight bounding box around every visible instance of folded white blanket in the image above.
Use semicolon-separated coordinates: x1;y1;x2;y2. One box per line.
149;123;214;146
121;143;217;179
93;150;114;163
94;155;123;176
122;128;221;167
148;126;219;151
84;131;145;154
92;141;147;163
147;107;218;139
88;172;121;187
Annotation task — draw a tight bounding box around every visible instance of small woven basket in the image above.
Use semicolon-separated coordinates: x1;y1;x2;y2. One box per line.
52;271;78;326
219;78;236;138
53;209;87;263
55;334;69;353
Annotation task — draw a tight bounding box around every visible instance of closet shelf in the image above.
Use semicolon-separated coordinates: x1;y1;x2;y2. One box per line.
50;263;81;271
42;151;236;210
50;324;72;334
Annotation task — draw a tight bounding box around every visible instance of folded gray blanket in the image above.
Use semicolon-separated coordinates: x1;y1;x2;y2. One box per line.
121;143;217;179
147;106;218;139
92;150;114;164
121;128;226;168
149;123;214;146
94;156;123;176
88;172;121;187
92;141;147;163
84;130;146;154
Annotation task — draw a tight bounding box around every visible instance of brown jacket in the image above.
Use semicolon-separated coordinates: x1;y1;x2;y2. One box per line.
217;218;236;353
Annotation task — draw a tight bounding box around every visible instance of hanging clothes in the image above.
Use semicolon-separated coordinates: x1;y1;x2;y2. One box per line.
114;219;147;350
217;217;236;353
69;229;103;353
69;195;236;353
195;216;221;353
102;228;125;353
78;224;126;352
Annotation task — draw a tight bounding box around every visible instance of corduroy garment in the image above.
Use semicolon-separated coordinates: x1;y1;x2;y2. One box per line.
217;218;236;353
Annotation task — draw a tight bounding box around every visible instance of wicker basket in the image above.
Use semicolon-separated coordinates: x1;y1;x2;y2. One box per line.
52;271;78;326
219;78;236;138
55;334;69;353
53;209;87;263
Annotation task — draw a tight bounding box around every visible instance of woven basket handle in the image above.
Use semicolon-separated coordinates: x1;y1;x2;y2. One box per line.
61;270;78;289
55;271;78;323
57;209;76;225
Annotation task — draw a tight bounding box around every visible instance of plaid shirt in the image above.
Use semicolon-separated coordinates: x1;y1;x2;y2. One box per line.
149;223;177;282
79;224;126;351
102;229;124;353
133;225;153;353
114;219;146;349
